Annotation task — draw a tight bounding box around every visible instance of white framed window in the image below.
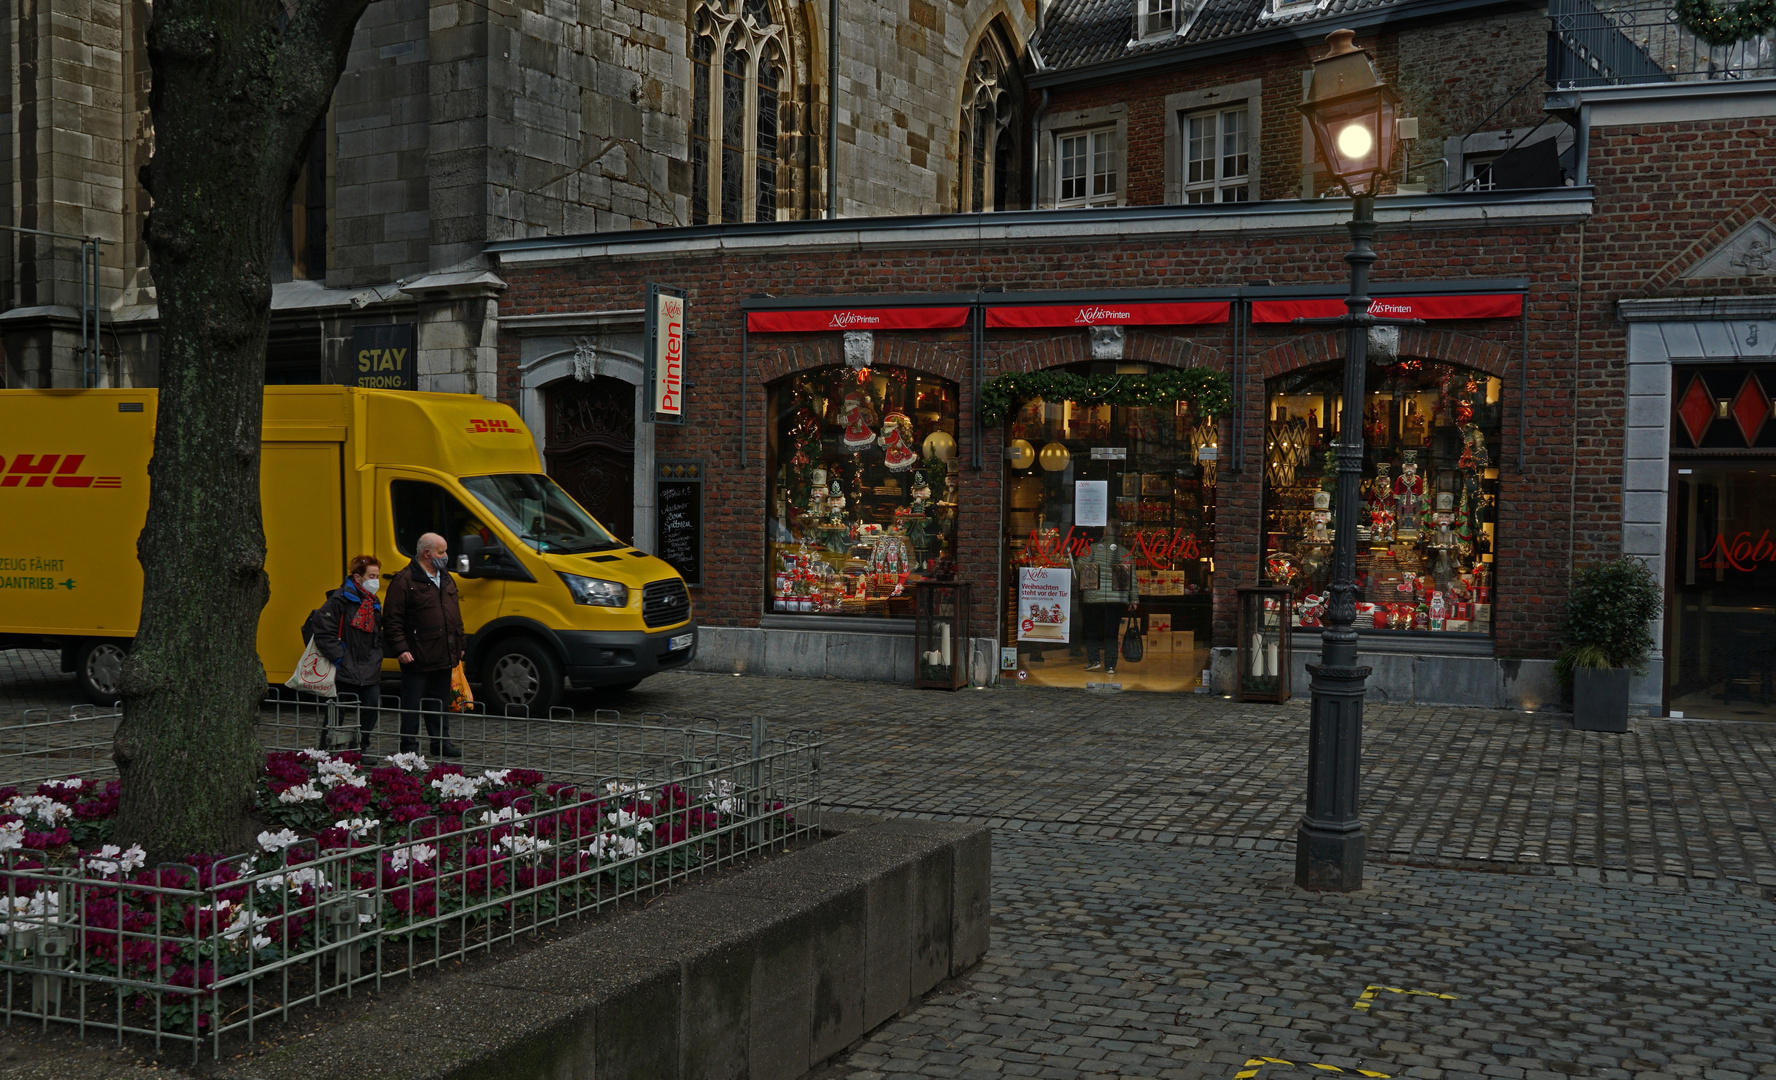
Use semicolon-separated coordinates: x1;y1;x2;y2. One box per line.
1465;155;1499;191
1137;0;1177;38
1057;129;1118;207
1183;107;1250;203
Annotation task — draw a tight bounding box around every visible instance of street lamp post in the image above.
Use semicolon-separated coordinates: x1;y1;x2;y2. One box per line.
1293;30;1406;893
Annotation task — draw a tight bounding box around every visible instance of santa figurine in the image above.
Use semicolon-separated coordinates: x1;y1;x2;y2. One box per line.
839;391;877;452
880;412;918;471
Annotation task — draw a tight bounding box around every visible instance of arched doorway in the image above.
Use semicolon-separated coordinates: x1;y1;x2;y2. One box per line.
545;374;636;543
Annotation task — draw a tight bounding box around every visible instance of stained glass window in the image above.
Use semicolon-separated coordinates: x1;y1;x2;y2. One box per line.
689;1;788;224
756;49;780;222
691;33;713;225
721;37;747;224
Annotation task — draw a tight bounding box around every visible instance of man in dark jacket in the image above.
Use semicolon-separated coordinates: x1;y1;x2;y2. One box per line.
382;532;466;757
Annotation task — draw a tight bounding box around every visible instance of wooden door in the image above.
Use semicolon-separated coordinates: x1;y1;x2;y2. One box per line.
545;376;635;543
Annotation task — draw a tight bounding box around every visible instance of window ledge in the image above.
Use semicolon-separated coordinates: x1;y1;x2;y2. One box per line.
1290;628;1495;657
759;614;915;635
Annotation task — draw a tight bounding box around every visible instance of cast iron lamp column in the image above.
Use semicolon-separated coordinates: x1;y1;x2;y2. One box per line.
1294;30;1405;892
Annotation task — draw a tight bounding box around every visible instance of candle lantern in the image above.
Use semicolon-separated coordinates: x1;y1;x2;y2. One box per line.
1237;585;1293;703
914;580;972;690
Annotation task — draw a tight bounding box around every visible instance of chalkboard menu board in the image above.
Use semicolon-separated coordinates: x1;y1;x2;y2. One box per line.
655;460;703;586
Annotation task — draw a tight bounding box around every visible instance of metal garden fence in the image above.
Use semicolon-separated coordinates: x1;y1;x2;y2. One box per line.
1549;0;1776;88
0;695;822;1061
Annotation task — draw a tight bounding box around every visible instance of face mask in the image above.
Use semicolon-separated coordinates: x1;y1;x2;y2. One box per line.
431;555;448;572
361;578;380;596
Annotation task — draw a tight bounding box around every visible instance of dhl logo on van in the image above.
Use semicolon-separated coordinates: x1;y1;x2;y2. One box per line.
466;418;519;435
0;455;122;489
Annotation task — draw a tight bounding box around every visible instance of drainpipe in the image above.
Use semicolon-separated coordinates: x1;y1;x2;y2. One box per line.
827;0;838;219
1028;88;1049;209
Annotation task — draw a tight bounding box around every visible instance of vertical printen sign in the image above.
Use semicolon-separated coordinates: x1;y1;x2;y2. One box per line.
646;284;688;425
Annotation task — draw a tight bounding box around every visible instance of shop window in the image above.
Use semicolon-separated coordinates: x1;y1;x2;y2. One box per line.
766;367;960;618
1262;360;1504;635
1002;364;1220;692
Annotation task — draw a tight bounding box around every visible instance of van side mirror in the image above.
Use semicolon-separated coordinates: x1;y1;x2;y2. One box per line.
459;534;490;577
457;533;533;582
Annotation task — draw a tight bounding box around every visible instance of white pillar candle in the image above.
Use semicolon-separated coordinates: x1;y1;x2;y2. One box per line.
1266;641;1279;677
940;623;952;667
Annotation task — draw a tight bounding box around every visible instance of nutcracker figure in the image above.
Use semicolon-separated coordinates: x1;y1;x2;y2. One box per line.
1392;452;1428;541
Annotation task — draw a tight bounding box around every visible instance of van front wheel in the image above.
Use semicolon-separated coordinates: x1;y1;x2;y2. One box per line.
480;638;562;716
76;639;129;706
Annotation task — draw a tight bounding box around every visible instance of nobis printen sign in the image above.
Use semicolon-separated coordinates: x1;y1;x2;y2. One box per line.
346;323;417;391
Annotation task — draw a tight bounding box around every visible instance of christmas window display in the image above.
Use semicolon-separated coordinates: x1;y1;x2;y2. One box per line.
999;363;1220;693
1262;359;1503;634
765;366;960;618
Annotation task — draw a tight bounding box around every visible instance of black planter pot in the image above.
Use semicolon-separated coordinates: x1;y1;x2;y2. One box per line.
1573;667;1631;732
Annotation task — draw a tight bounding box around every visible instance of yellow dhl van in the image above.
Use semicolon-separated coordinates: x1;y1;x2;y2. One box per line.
0;386;695;710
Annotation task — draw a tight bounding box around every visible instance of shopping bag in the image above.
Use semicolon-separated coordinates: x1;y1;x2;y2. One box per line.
1120;617;1145;664
448;661;475;713
285;637;338;698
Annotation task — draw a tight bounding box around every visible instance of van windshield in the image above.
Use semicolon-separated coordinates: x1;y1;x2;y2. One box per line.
461;474;621;555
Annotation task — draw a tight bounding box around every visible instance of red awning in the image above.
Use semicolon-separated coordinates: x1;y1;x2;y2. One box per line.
745;307;971;333
984;301;1230;329
1251;293;1524;323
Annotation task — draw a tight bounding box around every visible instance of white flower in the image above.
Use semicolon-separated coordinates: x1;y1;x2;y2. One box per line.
604;780;651;799
250;933;275;952
212;904;273;944
299;749;332;762
482;769;512;787
5;795;74;829
0;889;60;933
608;808;654;834
588;832;643;862
335;817;380;840
81;843;147;875
477;806;520;827
257;866;330;894
0;822;24;854
386;752;427;772
386;844;437;874
257;829;303;853
276;782;324;804
703;780;738;815
42;777;83;794
429;773;485;800
497;834;552;859
316;759;361;787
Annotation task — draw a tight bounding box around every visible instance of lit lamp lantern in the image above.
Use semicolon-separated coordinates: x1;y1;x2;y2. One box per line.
1038;441;1071;472
922;430;957;461
914;580;972;690
1007;439;1036;470
1299;30;1400;198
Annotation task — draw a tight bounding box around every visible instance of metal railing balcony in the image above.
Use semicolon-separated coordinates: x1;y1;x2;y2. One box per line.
1549;0;1776;88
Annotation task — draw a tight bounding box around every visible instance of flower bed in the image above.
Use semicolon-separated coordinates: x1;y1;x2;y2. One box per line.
0;742;809;1051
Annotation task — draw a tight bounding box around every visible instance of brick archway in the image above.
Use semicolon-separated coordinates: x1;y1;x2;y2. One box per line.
1254;327;1514;381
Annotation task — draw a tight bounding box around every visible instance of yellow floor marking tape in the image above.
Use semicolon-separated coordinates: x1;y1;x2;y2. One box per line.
1233;1056;1391;1079
1352;984;1461;1010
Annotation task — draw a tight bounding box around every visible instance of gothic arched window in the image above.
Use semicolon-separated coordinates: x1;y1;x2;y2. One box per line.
956;26;1023;214
691;0;786;225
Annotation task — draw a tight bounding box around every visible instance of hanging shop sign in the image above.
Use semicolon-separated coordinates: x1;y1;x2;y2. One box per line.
1017;566;1072;643
1251;293;1524;323
745;306;971;333
646;283;688;424
984;301;1230;328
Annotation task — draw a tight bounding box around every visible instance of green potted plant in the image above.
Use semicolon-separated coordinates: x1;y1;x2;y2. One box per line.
1554;558;1662;732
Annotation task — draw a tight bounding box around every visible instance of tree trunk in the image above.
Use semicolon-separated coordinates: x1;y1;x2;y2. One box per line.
114;0;372;860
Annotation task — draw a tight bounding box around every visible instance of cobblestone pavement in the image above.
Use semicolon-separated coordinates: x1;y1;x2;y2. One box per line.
6;650;1776;1078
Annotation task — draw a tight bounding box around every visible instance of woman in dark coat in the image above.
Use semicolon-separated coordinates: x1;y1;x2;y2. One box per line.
307;554;386;751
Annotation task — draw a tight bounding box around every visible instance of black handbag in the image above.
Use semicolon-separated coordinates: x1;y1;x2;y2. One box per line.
1120;615;1145;664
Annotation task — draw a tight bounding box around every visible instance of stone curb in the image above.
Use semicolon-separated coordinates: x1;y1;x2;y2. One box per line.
217;813;991;1080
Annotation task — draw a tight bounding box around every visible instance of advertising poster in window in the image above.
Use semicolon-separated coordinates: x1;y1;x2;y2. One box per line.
1018;567;1072;643
344;323;415;390
1074;480;1108;527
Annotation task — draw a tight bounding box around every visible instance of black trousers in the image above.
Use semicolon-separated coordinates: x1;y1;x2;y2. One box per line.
1083;603;1123;665
336;682;382;733
398;667;452;750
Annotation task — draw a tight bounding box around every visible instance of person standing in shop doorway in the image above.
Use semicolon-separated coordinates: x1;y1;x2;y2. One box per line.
1075;522;1137;675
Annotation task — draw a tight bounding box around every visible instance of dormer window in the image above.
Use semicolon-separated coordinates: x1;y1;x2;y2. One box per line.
1265;0;1320;16
1137;0;1178;39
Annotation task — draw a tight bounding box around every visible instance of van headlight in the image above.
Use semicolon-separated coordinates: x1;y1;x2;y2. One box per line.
559;573;628;607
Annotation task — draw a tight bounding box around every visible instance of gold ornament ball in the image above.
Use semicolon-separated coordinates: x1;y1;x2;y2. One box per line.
1038;441;1071;472
1007;439;1036;470
922;430;958;461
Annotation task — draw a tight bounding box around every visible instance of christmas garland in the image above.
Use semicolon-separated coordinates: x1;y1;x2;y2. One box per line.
1675;0;1776;45
978;367;1232;427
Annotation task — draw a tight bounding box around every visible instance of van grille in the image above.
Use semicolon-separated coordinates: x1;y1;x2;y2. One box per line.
641;579;691;628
